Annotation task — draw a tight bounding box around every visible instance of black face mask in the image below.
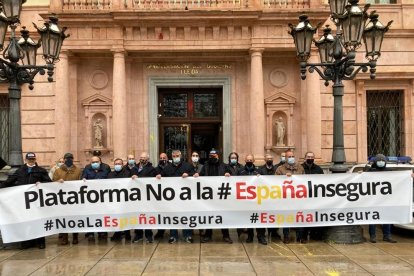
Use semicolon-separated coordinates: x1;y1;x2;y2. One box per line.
306;159;314;165
266;160;273;166
246;162;253;167
159;160;167;166
65;159;73;167
209;157;218;164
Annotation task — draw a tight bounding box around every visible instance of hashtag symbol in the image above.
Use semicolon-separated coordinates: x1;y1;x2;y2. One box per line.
44;220;54;231
250;213;259;223
217;182;231;199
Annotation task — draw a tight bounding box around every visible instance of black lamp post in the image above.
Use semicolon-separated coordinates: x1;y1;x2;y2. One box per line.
0;0;69;169
289;0;392;243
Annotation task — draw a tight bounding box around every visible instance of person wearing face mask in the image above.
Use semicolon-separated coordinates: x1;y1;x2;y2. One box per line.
154;152;170;178
259;154;280;241
160;150;195;244
366;154;397;243
301;151;324;242
53;153;82;245
275;152;286;169
2;152;52;249
108;158;132;242
301;151;324;174
49;157;64;180
153;152;171;240
197;149;233;244
226;152;242;175
82;156;109;241
190;151;203;174
124;154;138;176
237;154;267;245
83;150;111;175
275;149;304;244
132;152;156;243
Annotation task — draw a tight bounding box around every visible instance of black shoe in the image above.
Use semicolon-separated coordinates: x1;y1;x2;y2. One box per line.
146;236;154;243
245;236;253;243
133;236;143;243
258;237;268;245
38;243;45;249
383;237;397;243
370;236;377;243
223;237;233;244
283;236;290;244
201;236;212;243
110;233;122;241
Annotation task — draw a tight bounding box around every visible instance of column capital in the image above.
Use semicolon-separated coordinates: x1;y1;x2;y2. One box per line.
111;48;126;56
249;48;265;55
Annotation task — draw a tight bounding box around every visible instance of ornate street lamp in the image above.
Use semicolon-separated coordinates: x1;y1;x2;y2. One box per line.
0;0;69;169
289;0;392;243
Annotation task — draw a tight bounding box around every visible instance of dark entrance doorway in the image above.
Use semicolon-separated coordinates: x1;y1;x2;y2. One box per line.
158;88;222;163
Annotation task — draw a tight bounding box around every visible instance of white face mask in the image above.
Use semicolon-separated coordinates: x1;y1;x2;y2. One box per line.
376;161;386;168
280;156;286;163
287;157;295;165
192;157;199;163
173;157;181;164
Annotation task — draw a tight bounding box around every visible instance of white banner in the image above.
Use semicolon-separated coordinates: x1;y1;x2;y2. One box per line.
0;171;412;242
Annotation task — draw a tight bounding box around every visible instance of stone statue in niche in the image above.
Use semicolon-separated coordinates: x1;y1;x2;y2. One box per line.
275;117;286;146
93;118;104;148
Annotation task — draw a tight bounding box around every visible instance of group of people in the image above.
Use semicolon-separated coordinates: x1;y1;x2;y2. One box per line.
1;149;396;249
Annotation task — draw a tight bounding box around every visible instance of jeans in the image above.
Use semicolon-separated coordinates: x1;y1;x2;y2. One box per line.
134;229;153;239
283;228;306;240
369;224;391;238
170;229;193;239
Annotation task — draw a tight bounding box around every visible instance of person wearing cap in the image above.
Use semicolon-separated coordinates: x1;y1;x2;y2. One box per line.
237;154;267;245
198;149;233;244
161;149;195;244
2;152;52;249
366;154;397;243
52;152;82;245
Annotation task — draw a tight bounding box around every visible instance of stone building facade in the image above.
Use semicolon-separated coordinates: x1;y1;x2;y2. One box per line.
0;0;413;167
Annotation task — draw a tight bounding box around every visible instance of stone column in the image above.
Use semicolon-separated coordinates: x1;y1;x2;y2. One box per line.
250;48;265;159
54;50;70;159
112;50;127;160
306;53;322;158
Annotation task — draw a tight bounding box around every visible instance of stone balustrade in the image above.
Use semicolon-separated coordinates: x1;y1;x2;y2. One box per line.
59;0;311;10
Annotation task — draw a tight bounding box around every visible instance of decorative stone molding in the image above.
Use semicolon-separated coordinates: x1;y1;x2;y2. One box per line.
264;92;296;153
81;94;113;158
269;69;288;88
88;70;109;90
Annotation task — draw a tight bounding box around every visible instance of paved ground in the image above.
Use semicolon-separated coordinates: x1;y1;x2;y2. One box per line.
0;227;413;275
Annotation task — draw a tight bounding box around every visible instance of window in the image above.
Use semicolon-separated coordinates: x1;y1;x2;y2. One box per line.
366;90;403;157
0;94;9;163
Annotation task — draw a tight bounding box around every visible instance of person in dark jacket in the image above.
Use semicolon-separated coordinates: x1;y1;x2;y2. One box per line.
226;152;242;176
275;152;286;169
366;154;397;243
198;149;233;244
162;150;195;243
124;154;138;176
108;158;132;241
2;152;51;249
259;154;280;241
83;150;111;175
301;151;324;242
153;152;171;240
237;154;267;245
301;151;324;174
132;152;156;243
82;156;109;241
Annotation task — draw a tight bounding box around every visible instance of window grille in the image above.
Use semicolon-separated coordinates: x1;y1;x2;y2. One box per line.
366;90;403;157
